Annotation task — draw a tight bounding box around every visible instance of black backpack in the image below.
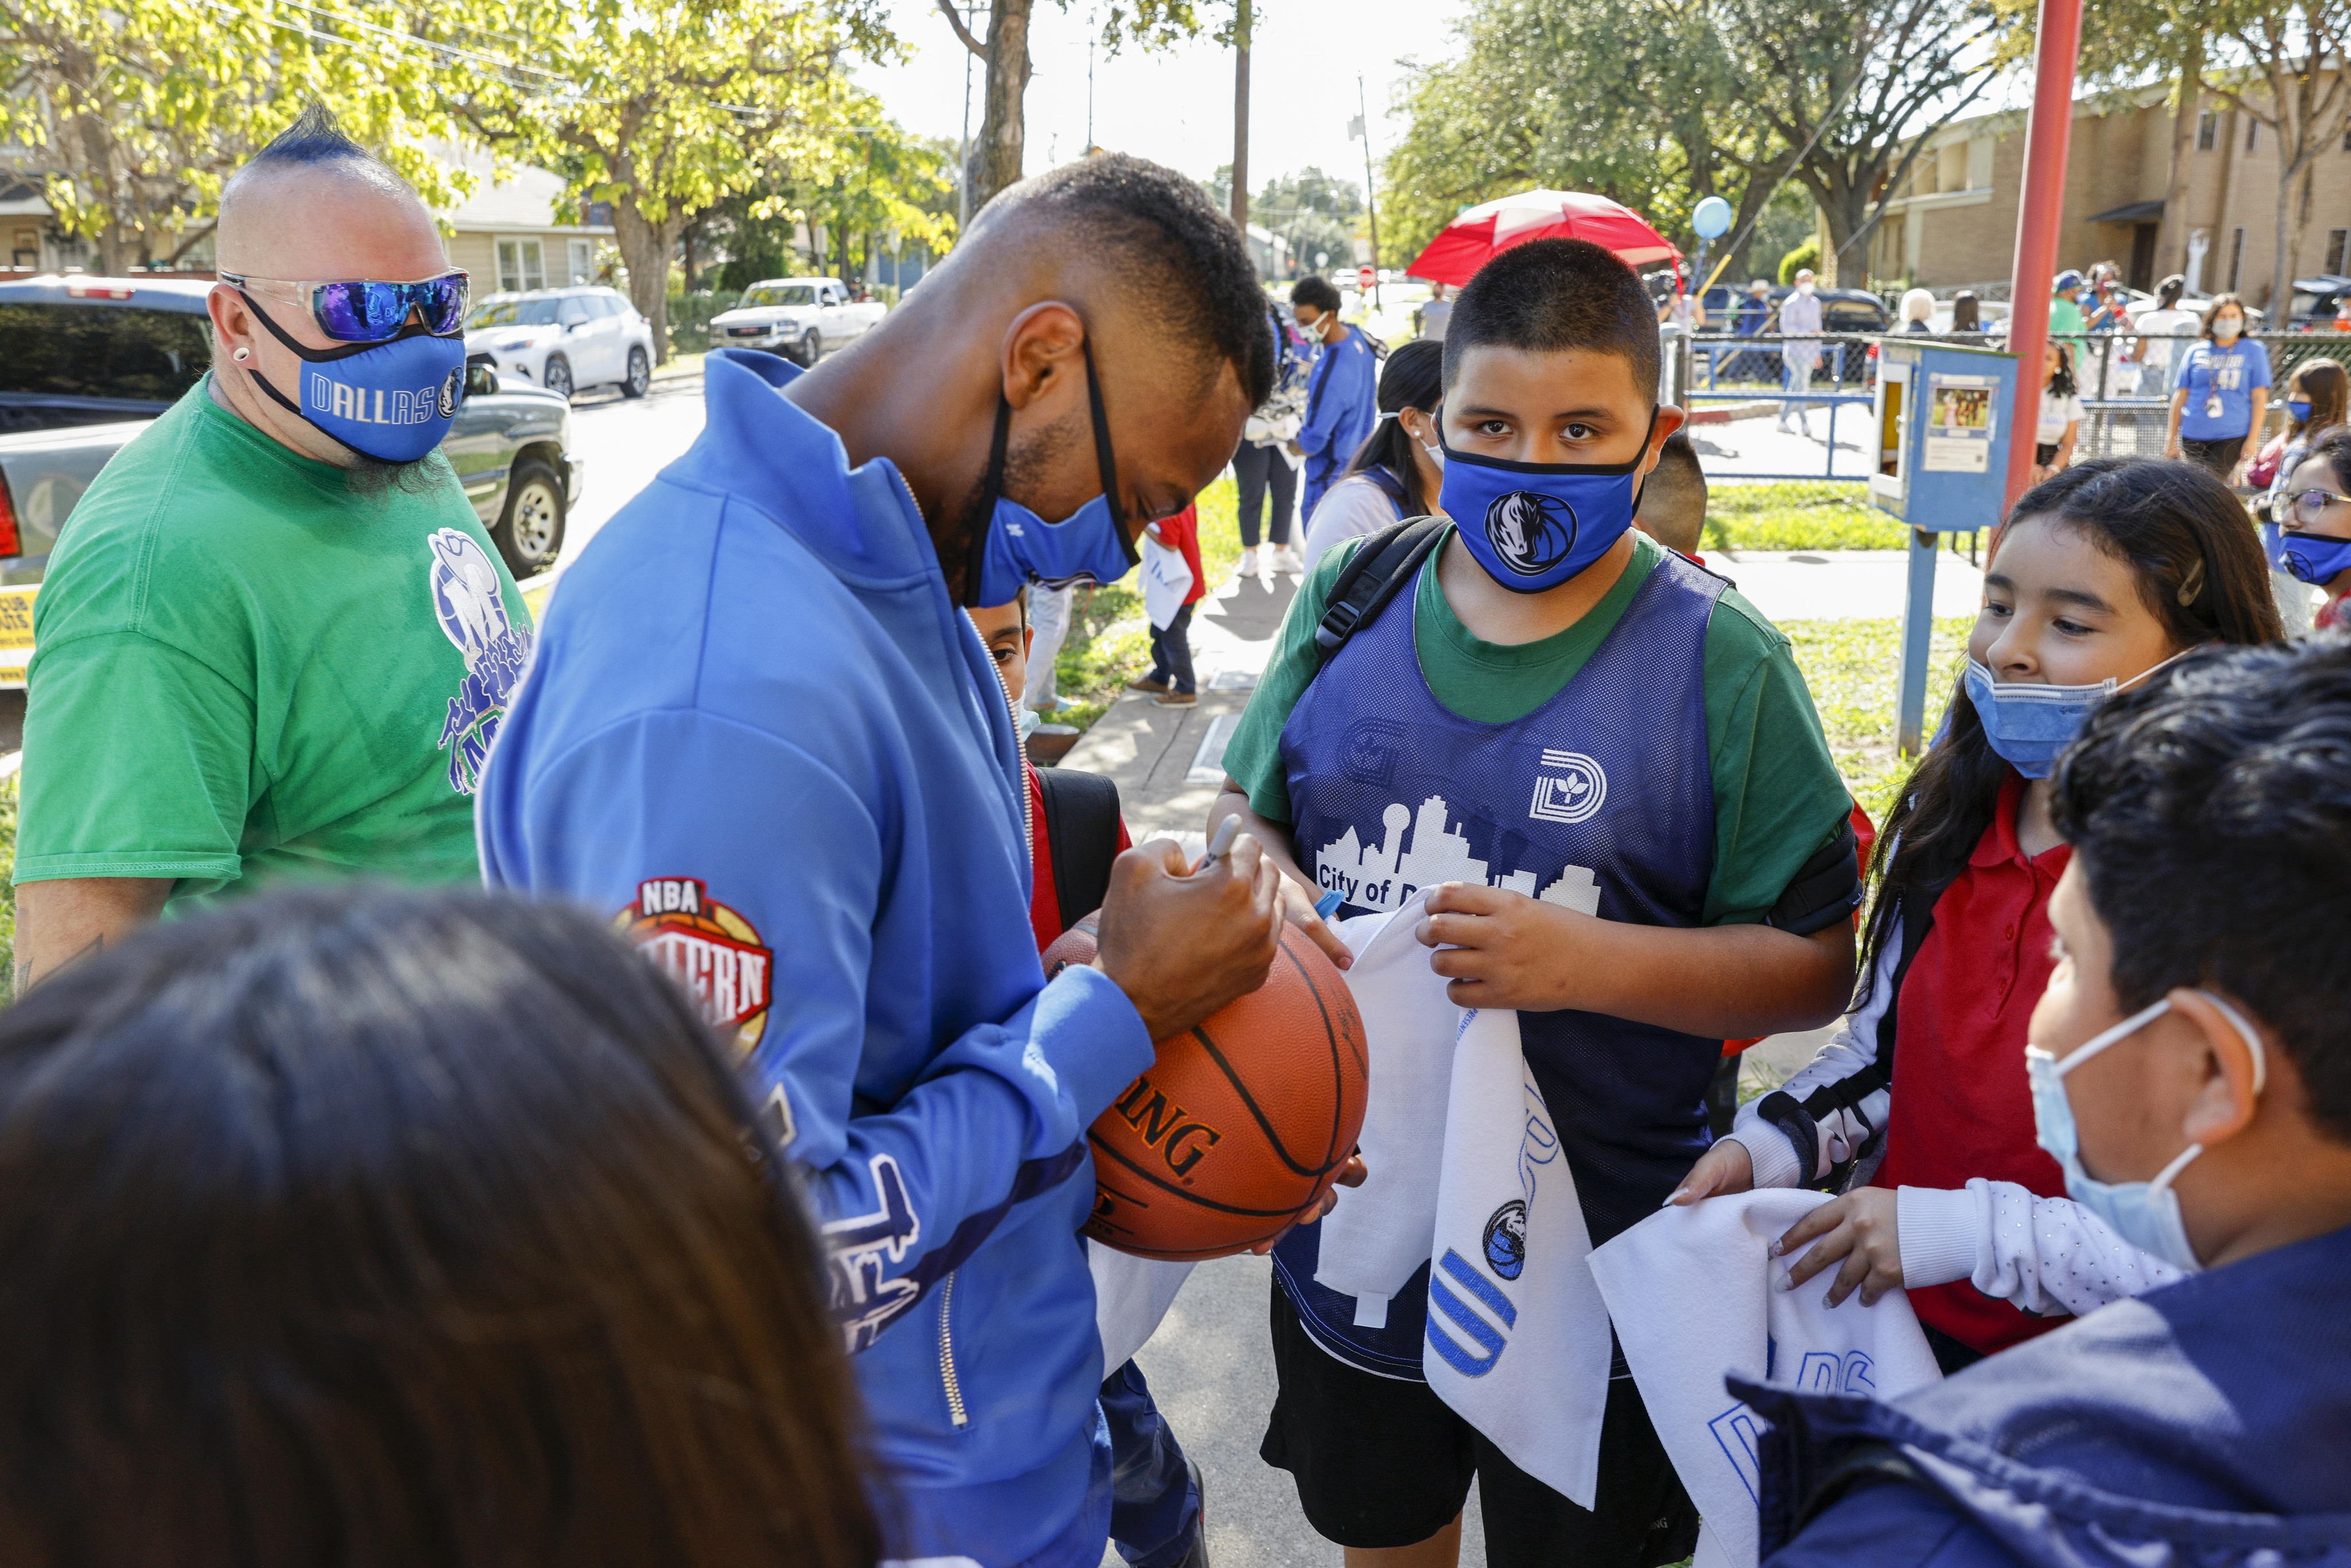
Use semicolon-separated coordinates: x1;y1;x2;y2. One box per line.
1033;766;1124;930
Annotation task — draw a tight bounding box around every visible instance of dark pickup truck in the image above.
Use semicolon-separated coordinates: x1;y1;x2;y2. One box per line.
0;274;581;580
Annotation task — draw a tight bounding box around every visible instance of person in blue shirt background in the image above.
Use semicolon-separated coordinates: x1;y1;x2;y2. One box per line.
2164;293;2271;484
1752;637;2351;1568
1290;275;1378;537
478;154;1360;1568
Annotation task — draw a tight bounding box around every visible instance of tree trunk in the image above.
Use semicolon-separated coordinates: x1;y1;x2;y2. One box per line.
1231;0;1251;233
969;0;1034;213
614;200;682;363
2154;30;2203;282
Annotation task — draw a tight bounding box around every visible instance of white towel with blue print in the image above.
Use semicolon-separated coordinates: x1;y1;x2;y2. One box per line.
1139;534;1194;630
1421;1004;1612;1508
1311;890;1460;1326
1586;1190;1943;1568
1090;1244;1194;1370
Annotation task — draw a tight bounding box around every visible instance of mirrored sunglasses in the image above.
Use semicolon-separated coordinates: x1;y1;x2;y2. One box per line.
223;270;470;342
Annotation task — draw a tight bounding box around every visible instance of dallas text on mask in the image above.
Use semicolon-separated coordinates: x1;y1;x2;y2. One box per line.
307;370;446;427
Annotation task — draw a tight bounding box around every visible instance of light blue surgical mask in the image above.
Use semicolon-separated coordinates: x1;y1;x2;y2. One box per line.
1962;648;2191;779
2026;992;2265;1273
964;340;1138;607
1015;703;1042;746
242;292;466;464
1436;412;1656;593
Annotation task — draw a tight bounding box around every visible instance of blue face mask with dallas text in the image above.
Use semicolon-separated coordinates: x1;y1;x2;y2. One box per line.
242;292;465;464
965;340;1139;607
1435;413;1656;593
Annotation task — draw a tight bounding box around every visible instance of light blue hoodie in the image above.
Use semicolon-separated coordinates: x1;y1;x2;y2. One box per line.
478;350;1155;1566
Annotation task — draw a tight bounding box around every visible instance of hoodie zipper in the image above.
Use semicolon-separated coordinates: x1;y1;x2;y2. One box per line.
938;1271;970;1429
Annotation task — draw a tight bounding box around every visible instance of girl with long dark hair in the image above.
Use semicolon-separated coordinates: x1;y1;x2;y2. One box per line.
1674;458;2283;1372
1299;337;1446;571
0;886;880;1568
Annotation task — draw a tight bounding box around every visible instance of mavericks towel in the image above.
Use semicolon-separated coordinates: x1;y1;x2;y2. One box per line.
1587;1190;1943;1568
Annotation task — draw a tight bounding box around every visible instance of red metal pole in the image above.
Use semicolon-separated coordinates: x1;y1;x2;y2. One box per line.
2001;0;2085;513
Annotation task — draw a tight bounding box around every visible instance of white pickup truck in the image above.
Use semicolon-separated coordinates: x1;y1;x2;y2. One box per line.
707;278;886;367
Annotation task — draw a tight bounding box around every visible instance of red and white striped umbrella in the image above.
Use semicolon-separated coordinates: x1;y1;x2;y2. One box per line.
1406;190;1682;288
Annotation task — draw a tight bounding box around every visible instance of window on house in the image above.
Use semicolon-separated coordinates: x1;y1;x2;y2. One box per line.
567;238;595;285
495;237;546;294
2248;118;2260;152
2229;226;2247;292
2343;125;2351;152
2330;230;2349;277
2198;111;2218;152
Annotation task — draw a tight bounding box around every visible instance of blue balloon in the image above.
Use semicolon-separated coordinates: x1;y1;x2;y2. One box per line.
1692;196;1733;239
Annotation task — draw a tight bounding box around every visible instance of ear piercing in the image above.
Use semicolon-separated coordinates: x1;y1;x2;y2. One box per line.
232;346;251;362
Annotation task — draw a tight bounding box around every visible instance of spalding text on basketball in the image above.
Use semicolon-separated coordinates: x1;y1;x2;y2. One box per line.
1111;1074;1225;1178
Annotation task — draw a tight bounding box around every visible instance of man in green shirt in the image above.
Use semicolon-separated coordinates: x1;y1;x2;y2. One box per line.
13;106;530;991
2049;269;2089;343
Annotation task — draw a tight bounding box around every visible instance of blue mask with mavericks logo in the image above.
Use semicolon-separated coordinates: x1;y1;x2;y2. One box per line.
241;292;466;464
964;339;1138;606
2269;525;2351;585
1435;413;1656;593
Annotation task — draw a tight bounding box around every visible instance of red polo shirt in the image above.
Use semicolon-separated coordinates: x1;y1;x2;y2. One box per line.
1873;771;2071;1354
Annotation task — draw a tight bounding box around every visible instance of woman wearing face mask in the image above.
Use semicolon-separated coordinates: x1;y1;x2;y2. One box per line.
1672;459;2283;1373
2164;294;2271;484
2268;424;2351;633
1298;337;1446;573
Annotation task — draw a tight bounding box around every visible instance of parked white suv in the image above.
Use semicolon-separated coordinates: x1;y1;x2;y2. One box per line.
465;285;654;401
707;278;886;367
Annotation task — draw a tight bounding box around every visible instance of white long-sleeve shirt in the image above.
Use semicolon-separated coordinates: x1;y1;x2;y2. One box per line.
1722;927;2183;1317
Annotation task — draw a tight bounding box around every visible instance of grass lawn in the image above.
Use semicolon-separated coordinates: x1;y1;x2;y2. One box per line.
1705;482;1908;553
1785;615;1970;824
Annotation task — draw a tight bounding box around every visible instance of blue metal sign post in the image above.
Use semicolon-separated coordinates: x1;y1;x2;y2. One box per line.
1868;336;2019;754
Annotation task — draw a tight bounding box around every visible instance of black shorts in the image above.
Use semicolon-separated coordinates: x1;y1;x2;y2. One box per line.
1259;1282;1698;1567
2180;436;2243;480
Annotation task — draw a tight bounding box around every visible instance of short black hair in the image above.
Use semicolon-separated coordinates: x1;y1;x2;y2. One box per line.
1292;276;1342;315
0;886;878;1566
1442;238;1660;396
991;154;1273;407
2054;636;2351;1142
1635;430;1707;554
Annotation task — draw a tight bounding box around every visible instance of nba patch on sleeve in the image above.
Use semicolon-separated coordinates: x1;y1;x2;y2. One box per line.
614;876;773;1055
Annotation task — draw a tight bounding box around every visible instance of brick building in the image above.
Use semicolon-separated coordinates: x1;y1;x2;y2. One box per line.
1870;82;2351;305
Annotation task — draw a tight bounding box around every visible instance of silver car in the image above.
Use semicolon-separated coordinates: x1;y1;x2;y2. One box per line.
0;274;581;580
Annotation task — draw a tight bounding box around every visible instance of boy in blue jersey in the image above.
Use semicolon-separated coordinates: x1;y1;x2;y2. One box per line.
1754;638;2351;1568
1292;275;1379;538
1213;239;1860;1568
478;156;1338;1568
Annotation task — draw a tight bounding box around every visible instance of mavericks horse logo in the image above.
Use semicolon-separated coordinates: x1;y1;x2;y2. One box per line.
1483;490;1577;577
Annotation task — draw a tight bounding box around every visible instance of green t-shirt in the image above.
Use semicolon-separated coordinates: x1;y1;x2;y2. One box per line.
17;380;534;910
1221;529;1850;925
2049;297;2088;340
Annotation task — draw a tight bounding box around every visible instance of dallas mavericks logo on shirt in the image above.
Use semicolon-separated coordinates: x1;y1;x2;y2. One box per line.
426;528;533;795
1483;1199;1528;1280
1485;491;1578;577
308;364;462;426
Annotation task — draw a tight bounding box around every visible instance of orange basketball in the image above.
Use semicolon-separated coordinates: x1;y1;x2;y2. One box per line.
1042;914;1369;1261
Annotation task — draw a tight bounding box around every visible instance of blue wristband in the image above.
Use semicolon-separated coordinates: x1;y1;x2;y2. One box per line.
1314;890;1343;920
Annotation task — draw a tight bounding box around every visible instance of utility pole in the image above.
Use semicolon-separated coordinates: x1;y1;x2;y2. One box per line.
956;0;977;231
1354;74;1382;309
1087;9;1096;152
1231;0;1251;233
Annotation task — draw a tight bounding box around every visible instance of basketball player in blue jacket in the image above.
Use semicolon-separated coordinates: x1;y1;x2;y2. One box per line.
1212;239;1860;1567
479;157;1308;1568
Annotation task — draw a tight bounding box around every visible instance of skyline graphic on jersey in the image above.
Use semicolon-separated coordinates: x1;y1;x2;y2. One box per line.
1314;793;1602;914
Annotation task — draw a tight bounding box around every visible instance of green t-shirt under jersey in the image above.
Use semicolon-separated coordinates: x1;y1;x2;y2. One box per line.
1222;527;1850;925
17;379;534;911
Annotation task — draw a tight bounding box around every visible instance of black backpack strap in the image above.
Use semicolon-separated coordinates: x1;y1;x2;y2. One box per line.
1312;514;1452;661
1034;766;1123;932
1755;886;1940;1189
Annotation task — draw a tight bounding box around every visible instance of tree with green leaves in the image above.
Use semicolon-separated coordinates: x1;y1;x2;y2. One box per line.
0;0;469;273
1209;165;1360;277
438;0;889;360
2198;0;2351;314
